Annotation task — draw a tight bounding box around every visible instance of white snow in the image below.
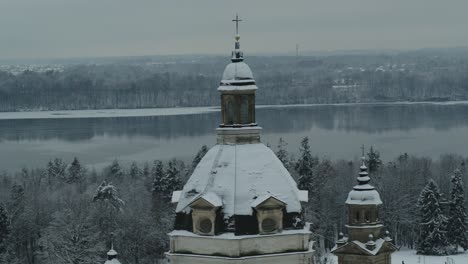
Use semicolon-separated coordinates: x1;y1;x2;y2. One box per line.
0;107;218;120
217;84;258;91
353;239;386;255
298;190;309;202
176;143;303;216
104;259;121;264
250;194;286;208
189;192;223;208
169;228;311;240
327;247;468;264
171;191;182;203
345;189;382;205
221;62;254;81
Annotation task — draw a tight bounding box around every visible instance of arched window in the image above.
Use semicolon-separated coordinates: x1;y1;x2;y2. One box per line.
224;96;235;125
239;98;250;124
365;211;371;223
354;211;360;223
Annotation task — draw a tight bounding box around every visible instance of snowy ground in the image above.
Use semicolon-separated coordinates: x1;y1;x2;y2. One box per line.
326;248;468;264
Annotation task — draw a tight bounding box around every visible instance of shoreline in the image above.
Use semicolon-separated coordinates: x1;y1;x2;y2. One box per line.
1;100;468;121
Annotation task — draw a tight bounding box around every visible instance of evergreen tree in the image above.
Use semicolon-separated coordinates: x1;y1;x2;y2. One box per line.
417;179;450;255
447;169;468;251
191;145;208;171
275;137;289;168
295;137;318;191
151;160;165;196
367;146;382;173
47;158;66;182
0;204;9;254
67;157;85;184
161;160;182;199
129;161;140;179
108;159;123;179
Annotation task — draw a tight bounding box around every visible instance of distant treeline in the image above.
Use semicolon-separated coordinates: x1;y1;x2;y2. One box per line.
1;52;468;111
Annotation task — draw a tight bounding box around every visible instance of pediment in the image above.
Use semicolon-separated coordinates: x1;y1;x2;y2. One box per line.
252;195;287;209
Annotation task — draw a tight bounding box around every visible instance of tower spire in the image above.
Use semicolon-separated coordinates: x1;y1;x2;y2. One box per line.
356;145;371;187
231;14;244;62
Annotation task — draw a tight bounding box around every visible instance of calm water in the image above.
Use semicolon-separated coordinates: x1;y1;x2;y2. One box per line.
1;102;468;172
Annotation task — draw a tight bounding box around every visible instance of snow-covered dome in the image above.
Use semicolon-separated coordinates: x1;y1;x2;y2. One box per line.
218;62;258;91
175;143;306;216
346;189;382;205
222;62;254;81
345;156;382;205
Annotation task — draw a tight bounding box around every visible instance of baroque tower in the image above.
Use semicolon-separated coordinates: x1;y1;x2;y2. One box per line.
166;15;315;264
331;148;397;264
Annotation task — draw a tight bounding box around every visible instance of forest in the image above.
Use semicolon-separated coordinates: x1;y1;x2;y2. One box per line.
1;48;468;112
0;137;467;263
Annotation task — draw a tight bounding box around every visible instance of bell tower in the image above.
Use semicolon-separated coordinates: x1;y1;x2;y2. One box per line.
331;146;397;264
217;14;261;144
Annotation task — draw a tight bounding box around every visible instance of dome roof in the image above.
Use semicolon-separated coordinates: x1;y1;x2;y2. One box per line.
218;62;258;91
222;62;254;81
175;143;306;216
345;189;382;205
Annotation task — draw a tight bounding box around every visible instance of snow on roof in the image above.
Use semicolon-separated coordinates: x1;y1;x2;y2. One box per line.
221;62;254;81
217;84;258;91
189;192;223;208
353;238;386;255
107;249;118;256
169;228;311;240
298;190;309;202
176;143;303;216
172;190;182;203
104;259;121;264
250;194;287;208
345;189;382;205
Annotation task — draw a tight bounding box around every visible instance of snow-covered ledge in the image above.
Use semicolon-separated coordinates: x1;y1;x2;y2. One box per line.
167;229;312;258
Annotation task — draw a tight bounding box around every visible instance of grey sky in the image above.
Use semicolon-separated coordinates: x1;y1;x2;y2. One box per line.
1;0;467;60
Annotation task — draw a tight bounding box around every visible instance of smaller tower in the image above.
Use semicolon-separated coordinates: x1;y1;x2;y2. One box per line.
104;233;121;264
331;146;397;264
104;247;121;264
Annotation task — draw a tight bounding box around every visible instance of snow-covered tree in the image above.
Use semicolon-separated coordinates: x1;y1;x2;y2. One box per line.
39;208;102;263
47;158;66;182
295;137;318;191
67;157;85;184
92;181;125;210
447;169;468;251
108;159;123;179
151;160;165;195
165;159;182;195
191;145;208;171
367;146;382;173
129;161;140;179
275;137;289;168
417;179;450;255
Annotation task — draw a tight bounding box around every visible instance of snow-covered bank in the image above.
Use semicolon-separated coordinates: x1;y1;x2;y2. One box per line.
0;107;219;120
326;248;468;264
2;100;468;120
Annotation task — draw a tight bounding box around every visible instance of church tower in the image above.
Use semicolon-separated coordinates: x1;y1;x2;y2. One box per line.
166;15;315;264
331;148;397;264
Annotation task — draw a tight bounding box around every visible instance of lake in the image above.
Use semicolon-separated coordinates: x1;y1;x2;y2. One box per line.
1;102;468;172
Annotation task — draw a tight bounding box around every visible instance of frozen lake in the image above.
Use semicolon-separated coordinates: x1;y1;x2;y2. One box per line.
1;101;468;172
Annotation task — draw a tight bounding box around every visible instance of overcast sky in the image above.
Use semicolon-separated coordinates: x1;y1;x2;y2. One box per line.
1;0;467;60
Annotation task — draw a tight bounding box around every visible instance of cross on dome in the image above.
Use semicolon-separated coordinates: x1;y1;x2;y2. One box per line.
232;14;242;37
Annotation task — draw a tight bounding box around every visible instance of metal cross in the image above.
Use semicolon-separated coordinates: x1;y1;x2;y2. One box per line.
361;144;365;157
232;14;242;35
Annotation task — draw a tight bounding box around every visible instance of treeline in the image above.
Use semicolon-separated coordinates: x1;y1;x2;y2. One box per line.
1;52;468;111
0;139;467;263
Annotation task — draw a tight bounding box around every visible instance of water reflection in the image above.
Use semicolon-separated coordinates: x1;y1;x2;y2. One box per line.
1;103;468;142
1;103;468;172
